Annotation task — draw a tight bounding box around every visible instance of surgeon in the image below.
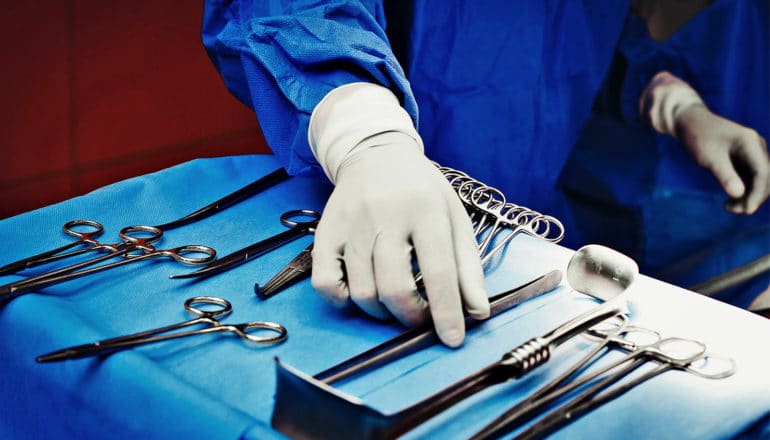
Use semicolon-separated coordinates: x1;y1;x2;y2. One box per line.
561;0;769;310
202;0;769;346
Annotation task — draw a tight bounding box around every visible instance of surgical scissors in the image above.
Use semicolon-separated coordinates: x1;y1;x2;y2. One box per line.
513;343;734;439
472;321;734;440
0;220;120;276
171;209;320;279
36;296;287;362
0;168;291;277
469;316;658;439
0;225;215;301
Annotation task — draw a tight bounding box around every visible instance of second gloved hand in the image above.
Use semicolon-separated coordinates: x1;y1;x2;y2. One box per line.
641;71;770;214
674;104;770;214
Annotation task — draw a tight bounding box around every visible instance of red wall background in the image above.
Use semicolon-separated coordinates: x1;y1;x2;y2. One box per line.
0;1;270;219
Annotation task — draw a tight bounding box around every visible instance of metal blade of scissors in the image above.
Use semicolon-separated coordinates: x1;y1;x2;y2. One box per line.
171;209;319;280
313;269;563;384
154;167;290;231
255;243;314;300
170;227;309;280
0;243;78;276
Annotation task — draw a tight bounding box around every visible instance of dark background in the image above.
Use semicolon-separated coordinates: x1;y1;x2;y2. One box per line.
0;2;271;219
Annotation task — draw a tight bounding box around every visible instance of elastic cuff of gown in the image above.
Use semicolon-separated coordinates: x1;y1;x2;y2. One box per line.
639;71;705;136
307;82;424;183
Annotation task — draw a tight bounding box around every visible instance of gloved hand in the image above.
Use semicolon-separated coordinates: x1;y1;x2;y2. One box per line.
641;71;770;214
308;83;489;347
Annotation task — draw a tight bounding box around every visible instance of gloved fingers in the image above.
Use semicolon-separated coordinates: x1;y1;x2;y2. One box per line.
412;215;466;347
739;130;770;214
709;151;746;202
724;130;770;214
447;190;489;320
311;215;351;308
372;231;429;328
344;241;391;319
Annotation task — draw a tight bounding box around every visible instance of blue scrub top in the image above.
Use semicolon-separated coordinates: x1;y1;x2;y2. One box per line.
560;0;769;306
202;0;768;305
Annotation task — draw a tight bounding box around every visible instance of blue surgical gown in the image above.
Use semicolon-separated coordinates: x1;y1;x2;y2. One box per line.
202;0;768;305
202;0;628;215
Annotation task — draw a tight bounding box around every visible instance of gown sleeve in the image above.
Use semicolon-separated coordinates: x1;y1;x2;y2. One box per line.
201;0;417;178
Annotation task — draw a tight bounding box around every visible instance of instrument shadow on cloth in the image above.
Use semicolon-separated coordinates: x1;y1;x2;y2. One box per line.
271;245;638;439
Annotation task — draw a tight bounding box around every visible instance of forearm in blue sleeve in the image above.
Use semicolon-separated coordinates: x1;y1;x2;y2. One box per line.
202;0;417;178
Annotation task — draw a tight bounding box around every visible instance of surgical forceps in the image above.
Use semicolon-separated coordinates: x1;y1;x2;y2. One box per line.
256;243;314;300
36;296;287;362
473;321;735;439
439;165;564;260
0;167;290;277
470;315;652;439
0;220;117;276
0;225;215;301
172;209;320;279
515;341;734;439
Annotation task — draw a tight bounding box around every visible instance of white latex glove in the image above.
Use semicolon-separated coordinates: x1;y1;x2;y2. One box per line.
308;83;489;347
641;71;770;214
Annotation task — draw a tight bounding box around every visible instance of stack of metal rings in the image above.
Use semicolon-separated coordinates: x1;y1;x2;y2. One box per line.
434;163;565;266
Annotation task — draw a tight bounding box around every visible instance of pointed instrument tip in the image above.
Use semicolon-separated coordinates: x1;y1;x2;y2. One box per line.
168;272;198;280
169;257;242;280
36;350;72;363
169;266;216;279
0;259;32;276
254;282;277;300
0;267;19;277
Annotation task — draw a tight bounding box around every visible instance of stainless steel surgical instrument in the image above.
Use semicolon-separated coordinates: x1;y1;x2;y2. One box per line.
513;341;734;439
171;209;320;280
255;243;314;300
0;225;215;301
36;296;287;362
473;319;735;439
269;244;638;440
469;318;657;439
314;269;563;385
0;220;117;276
0;168;289;277
153;167;290;231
